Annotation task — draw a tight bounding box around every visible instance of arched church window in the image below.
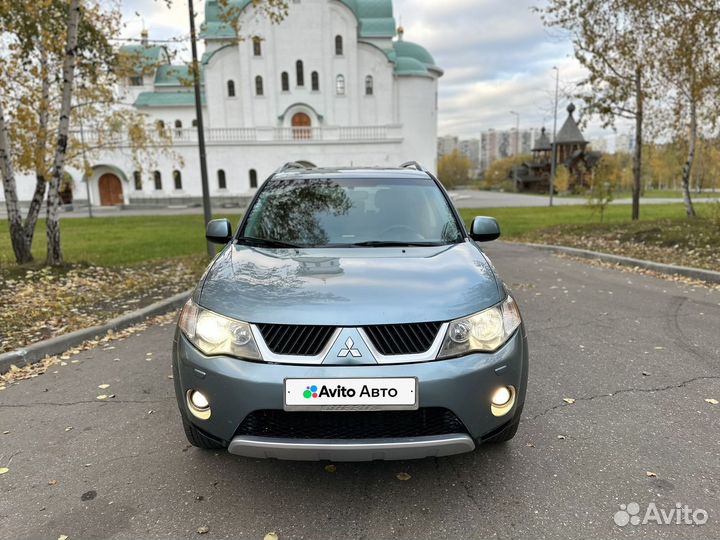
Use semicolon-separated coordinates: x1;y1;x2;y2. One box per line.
365;75;374;95
335;35;343;55
281;72;289;92
296;60;304;87
311;71;319;91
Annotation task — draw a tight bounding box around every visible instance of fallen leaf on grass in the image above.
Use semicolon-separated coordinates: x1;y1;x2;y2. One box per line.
646;471;657;477
264;532;279;540
98;384;110;389
562;398;575;404
96;395;108;400
705;398;719;405
324;464;336;473
0;467;9;475
396;472;411;481
197;526;209;534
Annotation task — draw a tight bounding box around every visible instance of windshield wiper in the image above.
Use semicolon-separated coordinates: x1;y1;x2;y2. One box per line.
236;236;302;248
346;240;449;247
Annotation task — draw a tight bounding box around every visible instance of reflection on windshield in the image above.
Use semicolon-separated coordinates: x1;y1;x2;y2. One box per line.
242;177;463;247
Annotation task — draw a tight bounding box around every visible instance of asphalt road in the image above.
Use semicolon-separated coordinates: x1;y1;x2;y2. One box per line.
1;242;719;540
448;190;719;208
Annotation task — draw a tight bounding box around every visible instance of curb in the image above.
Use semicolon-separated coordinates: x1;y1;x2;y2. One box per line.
0;289;192;375
522;243;720;284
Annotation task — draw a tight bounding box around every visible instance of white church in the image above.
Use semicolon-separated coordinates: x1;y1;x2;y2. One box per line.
6;0;443;207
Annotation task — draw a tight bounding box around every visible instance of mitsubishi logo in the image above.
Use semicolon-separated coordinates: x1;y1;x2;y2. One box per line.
337;337;362;358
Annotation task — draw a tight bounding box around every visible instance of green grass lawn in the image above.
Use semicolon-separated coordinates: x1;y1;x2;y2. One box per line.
0;212;244;267
2;204;712;267
458;203;708;238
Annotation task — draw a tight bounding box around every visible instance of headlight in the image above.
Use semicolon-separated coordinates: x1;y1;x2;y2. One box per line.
438;295;522;358
178;299;261;360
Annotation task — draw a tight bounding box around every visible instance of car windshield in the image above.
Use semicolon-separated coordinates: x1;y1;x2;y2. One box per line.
240;177;464;248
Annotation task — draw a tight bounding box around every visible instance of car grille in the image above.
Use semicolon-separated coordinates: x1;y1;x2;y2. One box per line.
363;322;442;355
235;408;468;439
256;324;335;356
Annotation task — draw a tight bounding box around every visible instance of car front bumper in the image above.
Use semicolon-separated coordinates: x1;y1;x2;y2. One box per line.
172;326;528;461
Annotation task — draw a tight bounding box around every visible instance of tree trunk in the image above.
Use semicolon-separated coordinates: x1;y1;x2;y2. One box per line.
631;67;643;221
680;98;697;218
0;99;34;264
46;0;82;266
24;51;52;254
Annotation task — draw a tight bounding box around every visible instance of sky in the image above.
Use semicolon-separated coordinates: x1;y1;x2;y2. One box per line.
120;0;629;142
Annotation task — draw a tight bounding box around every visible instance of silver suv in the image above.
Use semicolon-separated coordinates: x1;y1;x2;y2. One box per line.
172;162;528;461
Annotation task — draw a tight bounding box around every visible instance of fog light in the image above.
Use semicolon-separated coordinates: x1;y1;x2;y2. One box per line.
490;385;516;417
491;386;511;407
187;390;211;420
190;390;209;409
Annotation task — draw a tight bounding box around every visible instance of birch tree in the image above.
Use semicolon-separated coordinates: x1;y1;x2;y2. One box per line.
44;0;81;266
0;1;175;265
538;0;659;220
654;1;720;218
0;1;58;264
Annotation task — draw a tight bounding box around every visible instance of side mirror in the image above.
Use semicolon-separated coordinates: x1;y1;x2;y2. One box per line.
470;216;501;242
206;218;232;244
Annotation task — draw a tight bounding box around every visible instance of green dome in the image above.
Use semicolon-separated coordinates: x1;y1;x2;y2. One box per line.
393;56;430;77
202;0;395;39
391;40;443;77
393;40;436;67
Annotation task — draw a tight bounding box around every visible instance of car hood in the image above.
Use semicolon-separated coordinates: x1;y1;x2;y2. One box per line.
198;241;503;325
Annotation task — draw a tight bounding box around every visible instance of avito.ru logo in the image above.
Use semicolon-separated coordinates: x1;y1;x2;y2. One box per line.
614;502;708;527
302;384;398;399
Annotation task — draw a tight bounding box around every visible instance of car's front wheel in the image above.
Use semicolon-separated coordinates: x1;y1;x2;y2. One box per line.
181;412;227;450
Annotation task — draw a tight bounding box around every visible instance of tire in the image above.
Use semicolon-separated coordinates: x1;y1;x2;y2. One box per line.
181;412;227;450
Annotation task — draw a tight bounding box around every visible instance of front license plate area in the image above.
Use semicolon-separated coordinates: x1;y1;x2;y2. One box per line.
284;378;418;411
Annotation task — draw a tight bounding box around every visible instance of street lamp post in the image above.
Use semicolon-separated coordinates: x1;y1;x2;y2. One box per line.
549;66;559;207
509;110;520;156
187;0;214;258
509;111;520;191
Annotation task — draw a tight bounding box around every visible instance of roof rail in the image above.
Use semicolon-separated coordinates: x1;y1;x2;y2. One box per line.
273;162;315;175
400;161;429;173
